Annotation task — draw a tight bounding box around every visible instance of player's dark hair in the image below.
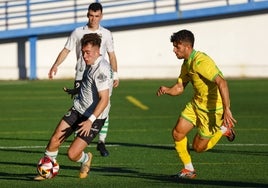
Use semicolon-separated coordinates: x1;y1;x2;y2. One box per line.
81;33;101;48
170;29;195;47
87;2;103;17
88;2;103;12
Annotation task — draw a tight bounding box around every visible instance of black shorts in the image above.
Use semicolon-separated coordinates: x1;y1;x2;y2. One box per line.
62;107;106;144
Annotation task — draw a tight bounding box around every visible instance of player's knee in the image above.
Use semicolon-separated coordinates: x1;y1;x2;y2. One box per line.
192;143;206;153
48;136;61;149
172;128;178;140
67;149;77;161
172;128;184;141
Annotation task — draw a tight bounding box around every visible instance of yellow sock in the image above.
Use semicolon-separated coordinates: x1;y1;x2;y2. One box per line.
175;137;191;165
205;130;222;151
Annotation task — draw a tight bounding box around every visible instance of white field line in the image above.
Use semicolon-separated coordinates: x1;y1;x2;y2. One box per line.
0;143;267;149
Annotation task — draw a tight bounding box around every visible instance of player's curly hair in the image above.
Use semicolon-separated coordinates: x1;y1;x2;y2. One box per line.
81;33;101;48
170;29;195;47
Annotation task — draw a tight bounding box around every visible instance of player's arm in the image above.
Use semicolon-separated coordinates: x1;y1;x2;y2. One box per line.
78;89;109;136
63;80;82;99
107;51;119;88
215;75;237;127
48;48;70;79
157;79;185;96
91;89;109;119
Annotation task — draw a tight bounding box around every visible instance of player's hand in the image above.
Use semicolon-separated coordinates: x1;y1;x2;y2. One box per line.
77;120;92;137
156;86;168;96
63;87;79;99
223;107;237;128
63;80;82;99
113;72;119;88
113;79;119;88
48;66;57;79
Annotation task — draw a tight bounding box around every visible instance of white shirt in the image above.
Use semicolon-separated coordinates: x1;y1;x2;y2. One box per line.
73;56;113;119
64;24;115;80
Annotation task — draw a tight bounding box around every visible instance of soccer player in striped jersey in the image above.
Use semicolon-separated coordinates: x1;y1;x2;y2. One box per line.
48;2;118;157
35;33;113;181
157;29;237;179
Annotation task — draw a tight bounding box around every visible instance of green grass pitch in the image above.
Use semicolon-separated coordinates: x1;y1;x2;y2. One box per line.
0;79;267;188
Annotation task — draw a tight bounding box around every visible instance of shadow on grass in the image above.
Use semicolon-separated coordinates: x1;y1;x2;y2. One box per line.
108;141;174;150
0;161;83;181
0;136;73;144
92;166;268;187
0;161;267;187
208;149;268;156
2;140;267;159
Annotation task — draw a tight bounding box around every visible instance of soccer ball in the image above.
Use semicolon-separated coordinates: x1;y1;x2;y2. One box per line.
37;156;59;179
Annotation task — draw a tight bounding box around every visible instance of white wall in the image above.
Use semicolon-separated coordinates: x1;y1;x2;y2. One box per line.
0;13;268;80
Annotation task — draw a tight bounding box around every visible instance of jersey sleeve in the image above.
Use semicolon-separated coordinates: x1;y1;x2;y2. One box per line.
105;31;115;53
64;29;78;51
195;53;223;81
94;63;112;92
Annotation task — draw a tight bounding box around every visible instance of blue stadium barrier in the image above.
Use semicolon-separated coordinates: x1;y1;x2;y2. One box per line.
1;0;268;39
0;0;268;79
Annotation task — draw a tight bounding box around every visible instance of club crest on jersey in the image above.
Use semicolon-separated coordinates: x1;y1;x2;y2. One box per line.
97;73;107;82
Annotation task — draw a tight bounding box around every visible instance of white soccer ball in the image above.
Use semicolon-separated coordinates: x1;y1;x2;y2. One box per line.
37;156;59;179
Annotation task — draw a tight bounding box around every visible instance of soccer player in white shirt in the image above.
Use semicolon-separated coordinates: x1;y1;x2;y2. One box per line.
48;3;118;157
35;33;113;181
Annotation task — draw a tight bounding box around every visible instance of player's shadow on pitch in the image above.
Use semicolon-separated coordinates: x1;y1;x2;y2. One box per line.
208;148;268;157
92;167;268;187
108;141;174;151
152;174;268;187
0;136;49;142
0;161;40;181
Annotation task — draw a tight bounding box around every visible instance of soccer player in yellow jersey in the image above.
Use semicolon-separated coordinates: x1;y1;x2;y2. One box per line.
156;29;237;179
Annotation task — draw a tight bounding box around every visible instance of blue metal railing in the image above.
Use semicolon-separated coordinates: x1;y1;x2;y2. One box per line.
0;0;177;31
1;0;268;80
1;0;268;40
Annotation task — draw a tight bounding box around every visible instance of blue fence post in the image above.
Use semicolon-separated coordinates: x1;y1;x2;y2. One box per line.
26;0;31;28
74;0;77;23
153;0;157;14
29;36;37;80
4;1;8;30
175;0;179;12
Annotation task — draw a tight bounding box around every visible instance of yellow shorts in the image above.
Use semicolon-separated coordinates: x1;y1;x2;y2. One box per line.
181;102;223;138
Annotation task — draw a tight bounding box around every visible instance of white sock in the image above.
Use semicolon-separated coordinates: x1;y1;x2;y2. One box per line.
220;125;227;134
45;150;58;160
99;117;109;143
185;163;194;171
76;152;89;164
98;135;106;143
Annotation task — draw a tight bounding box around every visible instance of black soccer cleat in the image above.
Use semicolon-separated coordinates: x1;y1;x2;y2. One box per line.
97;142;109;157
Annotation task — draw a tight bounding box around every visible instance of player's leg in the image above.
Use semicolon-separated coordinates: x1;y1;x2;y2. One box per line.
34;118;74;180
69;118;106;178
45;107;80;160
205;124;236;151
46;120;74;154
172;103;199;179
173;116;196;179
192;108;220;152
97;116;109;156
192;134;210;152
193;108;232;152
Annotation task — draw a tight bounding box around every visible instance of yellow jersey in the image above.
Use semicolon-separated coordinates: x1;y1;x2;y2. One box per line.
179;50;224;112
